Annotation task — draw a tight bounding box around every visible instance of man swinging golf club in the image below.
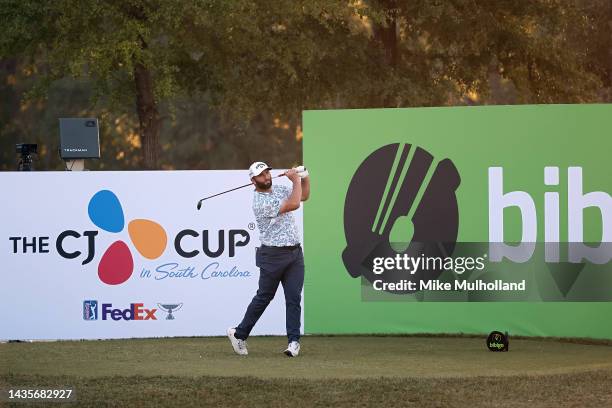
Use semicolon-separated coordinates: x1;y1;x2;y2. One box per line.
227;161;310;357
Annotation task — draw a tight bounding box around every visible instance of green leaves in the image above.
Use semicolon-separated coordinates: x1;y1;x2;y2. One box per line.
0;0;608;169
3;0;606;112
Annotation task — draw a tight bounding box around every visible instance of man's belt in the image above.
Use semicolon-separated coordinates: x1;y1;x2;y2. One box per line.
261;244;301;250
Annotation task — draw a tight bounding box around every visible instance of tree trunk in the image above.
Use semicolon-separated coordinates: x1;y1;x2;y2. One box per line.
134;62;160;169
373;0;398;68
376;18;398;67
372;0;398;107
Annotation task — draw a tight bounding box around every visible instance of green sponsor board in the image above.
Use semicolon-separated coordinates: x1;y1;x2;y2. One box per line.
303;104;612;339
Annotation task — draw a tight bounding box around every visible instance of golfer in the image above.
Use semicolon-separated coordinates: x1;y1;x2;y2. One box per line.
228;161;310;357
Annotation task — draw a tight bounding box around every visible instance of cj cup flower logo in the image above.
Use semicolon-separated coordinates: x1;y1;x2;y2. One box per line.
88;190;167;285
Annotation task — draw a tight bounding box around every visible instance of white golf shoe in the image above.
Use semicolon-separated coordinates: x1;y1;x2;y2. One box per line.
284;341;300;357
227;327;248;356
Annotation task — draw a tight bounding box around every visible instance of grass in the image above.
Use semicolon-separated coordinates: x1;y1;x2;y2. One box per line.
2;336;612;407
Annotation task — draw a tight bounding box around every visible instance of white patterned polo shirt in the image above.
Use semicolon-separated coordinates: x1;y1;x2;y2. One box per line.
253;184;301;246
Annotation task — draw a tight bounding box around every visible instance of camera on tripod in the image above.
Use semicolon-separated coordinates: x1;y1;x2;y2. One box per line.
16;143;37;156
16;143;38;171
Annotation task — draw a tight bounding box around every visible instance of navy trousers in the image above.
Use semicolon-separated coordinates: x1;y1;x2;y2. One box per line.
235;245;304;343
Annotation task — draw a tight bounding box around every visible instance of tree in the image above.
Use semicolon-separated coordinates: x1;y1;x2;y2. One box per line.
0;0;355;168
1;0;196;168
361;0;608;105
1;1;609;170
174;0;609;113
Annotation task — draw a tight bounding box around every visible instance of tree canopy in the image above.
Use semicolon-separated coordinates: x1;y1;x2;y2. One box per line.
1;0;609;170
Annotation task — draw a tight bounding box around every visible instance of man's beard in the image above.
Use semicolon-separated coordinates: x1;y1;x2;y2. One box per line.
255;179;272;190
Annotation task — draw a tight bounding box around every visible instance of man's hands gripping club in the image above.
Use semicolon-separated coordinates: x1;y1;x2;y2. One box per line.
279;166;309;214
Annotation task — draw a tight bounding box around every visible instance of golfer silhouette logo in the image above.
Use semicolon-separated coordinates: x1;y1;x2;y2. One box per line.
342;143;461;294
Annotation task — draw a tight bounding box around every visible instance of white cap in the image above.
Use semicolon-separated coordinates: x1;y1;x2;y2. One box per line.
248;161;272;178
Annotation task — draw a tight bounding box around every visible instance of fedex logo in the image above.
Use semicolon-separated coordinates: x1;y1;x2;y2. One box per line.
101;303;157;321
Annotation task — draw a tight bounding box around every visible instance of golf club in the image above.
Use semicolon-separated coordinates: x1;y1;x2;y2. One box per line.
196;166;307;210
196;173;286;210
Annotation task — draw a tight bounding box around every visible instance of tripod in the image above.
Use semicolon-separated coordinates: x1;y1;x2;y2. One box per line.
17;153;34;171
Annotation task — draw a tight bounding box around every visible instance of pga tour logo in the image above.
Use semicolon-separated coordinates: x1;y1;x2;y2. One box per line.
83;300;182;321
83;300;98;320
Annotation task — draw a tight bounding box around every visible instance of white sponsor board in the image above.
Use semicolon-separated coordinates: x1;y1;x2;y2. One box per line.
0;170;303;340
